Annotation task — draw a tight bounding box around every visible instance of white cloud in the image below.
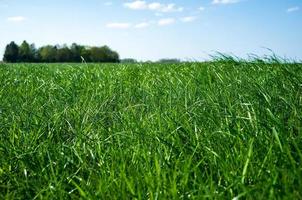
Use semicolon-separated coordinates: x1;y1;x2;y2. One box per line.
124;0;147;10
180;16;197;23
287;6;300;13
158;18;175;26
149;3;183;12
148;2;162;10
212;0;240;5
135;22;150;28
104;2;113;6
7;16;26;22
106;22;131;29
124;1;183;12
199;7;205;11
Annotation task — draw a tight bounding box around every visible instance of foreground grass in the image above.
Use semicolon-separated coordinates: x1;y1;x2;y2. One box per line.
0;61;301;199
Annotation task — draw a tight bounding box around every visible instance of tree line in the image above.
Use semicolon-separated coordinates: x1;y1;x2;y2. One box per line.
3;41;120;63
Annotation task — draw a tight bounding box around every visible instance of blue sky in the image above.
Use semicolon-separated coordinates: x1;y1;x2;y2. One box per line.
0;0;301;61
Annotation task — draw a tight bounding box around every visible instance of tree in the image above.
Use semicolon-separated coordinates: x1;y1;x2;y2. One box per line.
89;46;120;63
19;40;34;62
3;41;120;63
38;45;57;62
3;41;19;63
89;47;103;62
121;58;138;63
30;43;39;62
70;43;85;62
157;58;181;63
80;47;91;62
55;45;72;62
99;46;120;63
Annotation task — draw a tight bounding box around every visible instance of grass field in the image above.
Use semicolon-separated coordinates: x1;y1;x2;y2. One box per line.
0;60;301;199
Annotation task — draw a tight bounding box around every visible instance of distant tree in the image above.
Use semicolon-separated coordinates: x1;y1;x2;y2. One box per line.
55;45;72;62
121;58;138;63
80;47;91;62
88;46;119;63
3;41;19;63
19;40;35;62
70;43;85;62
157;58;181;63
89;47;103;62
30;43;39;62
38;45;57;62
99;46;120;63
3;41;120;63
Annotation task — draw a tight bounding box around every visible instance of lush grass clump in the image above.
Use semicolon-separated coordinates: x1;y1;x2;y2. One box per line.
0;60;301;199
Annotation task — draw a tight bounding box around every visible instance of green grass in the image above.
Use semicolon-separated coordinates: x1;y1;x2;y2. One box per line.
0;60;301;199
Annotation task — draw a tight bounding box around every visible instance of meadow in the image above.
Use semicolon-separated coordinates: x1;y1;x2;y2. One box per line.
0;59;301;199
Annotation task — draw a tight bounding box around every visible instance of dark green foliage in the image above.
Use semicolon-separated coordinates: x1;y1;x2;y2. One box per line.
19;41;35;62
89;46;119;63
30;44;40;62
3;41;19;63
38;45;57;62
2;41;120;63
0;61;301;199
121;58;138;63
157;58;181;63
70;43;85;62
55;46;73;62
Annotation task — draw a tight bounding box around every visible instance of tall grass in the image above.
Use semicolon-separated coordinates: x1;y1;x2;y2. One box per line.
0;60;301;199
